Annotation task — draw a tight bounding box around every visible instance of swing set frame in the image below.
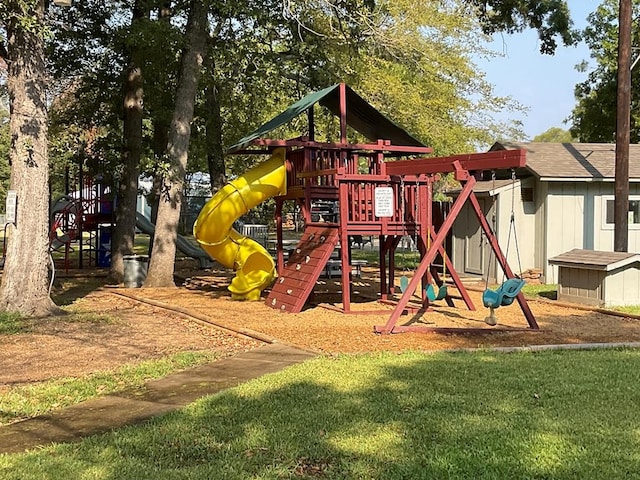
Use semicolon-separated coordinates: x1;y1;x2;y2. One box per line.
374;151;539;334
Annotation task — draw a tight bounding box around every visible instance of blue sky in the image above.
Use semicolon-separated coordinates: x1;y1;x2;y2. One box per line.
476;0;601;139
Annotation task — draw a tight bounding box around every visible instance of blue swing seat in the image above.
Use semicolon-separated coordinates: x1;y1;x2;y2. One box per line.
482;278;525;309
399;275;410;293
425;283;447;301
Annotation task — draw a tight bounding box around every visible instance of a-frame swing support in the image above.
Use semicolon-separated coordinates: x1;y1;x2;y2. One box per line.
374;150;539;334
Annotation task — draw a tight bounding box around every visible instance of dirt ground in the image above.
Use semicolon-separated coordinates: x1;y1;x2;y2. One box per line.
2;261;640;390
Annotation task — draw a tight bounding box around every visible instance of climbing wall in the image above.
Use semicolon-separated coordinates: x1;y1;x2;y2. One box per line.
266;225;340;313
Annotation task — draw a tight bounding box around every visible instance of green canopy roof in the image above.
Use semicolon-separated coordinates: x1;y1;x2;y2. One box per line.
228;84;426;152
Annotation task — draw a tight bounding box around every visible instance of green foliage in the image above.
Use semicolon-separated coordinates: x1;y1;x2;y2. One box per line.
471;0;579;54
532;127;575;142
38;0;579;197
570;0;640;142
2;349;640;478
0;0;52;40
351;0;526;154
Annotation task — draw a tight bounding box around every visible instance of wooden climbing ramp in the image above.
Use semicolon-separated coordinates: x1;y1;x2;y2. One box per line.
266;225;340;313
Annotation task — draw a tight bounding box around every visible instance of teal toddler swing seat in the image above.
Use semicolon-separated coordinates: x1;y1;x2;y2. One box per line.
482;277;525;308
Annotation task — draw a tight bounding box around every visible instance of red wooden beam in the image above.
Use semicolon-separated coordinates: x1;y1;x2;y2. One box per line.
385;150;526;177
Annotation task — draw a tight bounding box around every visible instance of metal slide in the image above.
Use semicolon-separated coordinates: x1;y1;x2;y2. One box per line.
193;148;287;300
135;212;213;268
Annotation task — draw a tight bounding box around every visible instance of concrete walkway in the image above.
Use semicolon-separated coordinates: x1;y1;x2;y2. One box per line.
0;343;316;455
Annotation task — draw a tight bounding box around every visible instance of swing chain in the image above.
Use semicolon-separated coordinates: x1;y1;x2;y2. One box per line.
484;171;497;291
399;178;409;270
399;177;405;233
413;179;420;254
508;169;523;277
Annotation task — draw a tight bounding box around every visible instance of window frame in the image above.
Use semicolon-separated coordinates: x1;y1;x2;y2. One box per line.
602;195;640;230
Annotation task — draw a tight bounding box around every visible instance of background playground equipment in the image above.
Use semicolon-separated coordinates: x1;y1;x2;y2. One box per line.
198;83;537;333
48;181;114;271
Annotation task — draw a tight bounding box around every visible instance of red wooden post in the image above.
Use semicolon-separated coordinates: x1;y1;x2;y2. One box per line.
379;234;388;300
303;149;312;224
339;83;347;144
339;178;351;312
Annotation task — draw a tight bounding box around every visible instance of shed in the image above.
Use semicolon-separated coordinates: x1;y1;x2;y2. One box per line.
548;249;640;307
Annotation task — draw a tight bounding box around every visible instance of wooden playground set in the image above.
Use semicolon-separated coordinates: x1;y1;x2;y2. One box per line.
215;84;538;334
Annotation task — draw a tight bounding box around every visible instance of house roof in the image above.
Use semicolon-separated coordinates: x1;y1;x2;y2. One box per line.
228;84;426;153
491;142;640;181
548;248;640;271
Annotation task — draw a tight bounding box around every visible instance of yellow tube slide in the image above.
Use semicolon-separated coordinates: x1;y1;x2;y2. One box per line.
193;148;286;300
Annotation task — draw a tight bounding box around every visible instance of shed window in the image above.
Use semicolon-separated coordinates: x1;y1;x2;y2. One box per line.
604;197;640;226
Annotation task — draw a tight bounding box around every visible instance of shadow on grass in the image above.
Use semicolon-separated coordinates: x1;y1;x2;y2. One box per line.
538;290;558;300
2;350;640;479
51;277;106;307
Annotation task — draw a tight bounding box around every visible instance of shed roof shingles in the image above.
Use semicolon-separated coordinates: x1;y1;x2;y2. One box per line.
548;248;640;271
492;142;640;180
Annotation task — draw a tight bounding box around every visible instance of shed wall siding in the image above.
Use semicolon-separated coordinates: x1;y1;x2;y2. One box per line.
497;180;536;275
545;183;588;282
534;179;547;280
593;183;615;251
543;182;640;283
603;266;640;307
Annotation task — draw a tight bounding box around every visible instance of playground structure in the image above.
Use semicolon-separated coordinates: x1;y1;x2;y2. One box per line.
49;180;114;271
194;83;537;333
46;163;214;271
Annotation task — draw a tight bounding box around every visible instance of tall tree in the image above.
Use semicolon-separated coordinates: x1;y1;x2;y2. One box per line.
144;0;209;286
471;0;577;53
109;1;148;283
0;0;59;316
570;0;640;142
532;127;574;142
351;0;525;154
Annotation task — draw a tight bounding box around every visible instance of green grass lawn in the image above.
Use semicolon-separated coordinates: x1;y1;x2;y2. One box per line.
2;348;640;479
0;350;221;426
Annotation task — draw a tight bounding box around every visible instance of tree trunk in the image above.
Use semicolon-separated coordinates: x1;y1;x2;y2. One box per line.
144;0;208;287
146;126;169;256
109;2;147;283
0;1;59;316
204;57;226;193
146;0;173;256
